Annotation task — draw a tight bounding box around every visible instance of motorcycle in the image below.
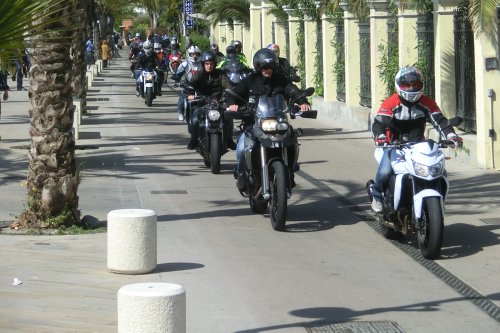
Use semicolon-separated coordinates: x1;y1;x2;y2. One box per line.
227;88;317;231
190;92;229;174
168;50;182;75
136;67;159;107
366;116;463;259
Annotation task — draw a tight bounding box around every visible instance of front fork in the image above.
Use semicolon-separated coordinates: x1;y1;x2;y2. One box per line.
260;145;290;201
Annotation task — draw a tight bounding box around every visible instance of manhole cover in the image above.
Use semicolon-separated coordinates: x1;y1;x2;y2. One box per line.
151;190;188;195
307;321;405;333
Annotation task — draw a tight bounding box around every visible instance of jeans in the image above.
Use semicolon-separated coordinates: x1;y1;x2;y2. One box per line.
15;61;23;90
373;148;394;198
235;132;247;174
177;91;185;115
189;106;201;142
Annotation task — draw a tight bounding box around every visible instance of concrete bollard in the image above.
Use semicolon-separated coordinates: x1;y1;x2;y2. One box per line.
96;59;102;73
118;283;186;333
107;209;157;274
72;98;81;140
86;70;93;87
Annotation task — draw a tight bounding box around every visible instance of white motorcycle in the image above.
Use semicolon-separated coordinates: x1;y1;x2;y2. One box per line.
366;117;462;259
136;67;158;107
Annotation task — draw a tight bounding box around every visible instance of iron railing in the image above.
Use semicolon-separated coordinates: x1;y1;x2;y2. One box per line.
454;8;476;132
334;22;345;102
417;11;435;99
359;21;371;108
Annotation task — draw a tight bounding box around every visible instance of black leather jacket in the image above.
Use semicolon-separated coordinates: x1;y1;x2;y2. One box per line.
226;72;308;107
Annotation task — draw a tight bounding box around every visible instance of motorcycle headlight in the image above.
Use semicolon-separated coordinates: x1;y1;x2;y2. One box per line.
145;73;154;81
261;119;288;132
208;110;221;121
261;119;278;132
413;160;444;177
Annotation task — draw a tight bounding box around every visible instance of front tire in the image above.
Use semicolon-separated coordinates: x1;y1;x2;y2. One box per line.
145;86;153;106
269;160;287;231
210;134;221;174
416;197;444;259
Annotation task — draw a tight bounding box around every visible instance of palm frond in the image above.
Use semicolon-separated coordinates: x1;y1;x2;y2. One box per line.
0;0;74;60
468;0;499;34
201;0;250;28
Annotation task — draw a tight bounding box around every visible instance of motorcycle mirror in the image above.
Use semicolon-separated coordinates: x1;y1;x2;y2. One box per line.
448;116;463;127
224;88;246;103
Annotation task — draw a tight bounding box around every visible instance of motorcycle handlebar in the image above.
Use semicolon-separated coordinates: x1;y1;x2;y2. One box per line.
376;140;457;149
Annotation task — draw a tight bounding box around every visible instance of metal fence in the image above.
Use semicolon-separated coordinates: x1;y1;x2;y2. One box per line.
359;21;371;108
454;8;476;132
315;19;324;96
417;12;435;99
334;22;345;102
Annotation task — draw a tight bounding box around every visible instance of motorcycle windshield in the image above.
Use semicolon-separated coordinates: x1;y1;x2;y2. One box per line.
255;95;286;119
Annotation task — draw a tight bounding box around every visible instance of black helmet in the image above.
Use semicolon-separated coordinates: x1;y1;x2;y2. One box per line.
253;48;277;71
200;51;216;64
226;45;236;55
210;43;219;53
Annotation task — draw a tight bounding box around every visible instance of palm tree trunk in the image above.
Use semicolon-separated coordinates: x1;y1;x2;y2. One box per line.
71;0;87;114
20;1;80;228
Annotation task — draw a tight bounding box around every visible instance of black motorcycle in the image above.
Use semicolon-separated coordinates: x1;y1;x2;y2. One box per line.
190;92;229;174
228;88;317;231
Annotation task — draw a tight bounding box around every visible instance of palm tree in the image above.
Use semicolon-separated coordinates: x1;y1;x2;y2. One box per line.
201;0;250;28
18;0;80;229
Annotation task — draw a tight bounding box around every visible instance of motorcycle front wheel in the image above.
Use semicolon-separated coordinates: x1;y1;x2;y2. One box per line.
416;197;444;259
210;134;221;174
269;160;287;231
145;86;153;106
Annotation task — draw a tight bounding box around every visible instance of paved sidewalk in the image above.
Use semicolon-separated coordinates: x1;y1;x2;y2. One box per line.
0;51;499;332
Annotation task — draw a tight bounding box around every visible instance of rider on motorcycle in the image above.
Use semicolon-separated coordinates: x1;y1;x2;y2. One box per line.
172;45;202;121
135;40;160;96
227;48;311;190
185;51;234;150
229;40;249;67
210;43;225;64
154;42;168;93
369;66;462;213
267;43;300;83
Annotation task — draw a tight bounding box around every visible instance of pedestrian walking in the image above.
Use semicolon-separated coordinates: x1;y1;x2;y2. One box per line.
86;38;95;69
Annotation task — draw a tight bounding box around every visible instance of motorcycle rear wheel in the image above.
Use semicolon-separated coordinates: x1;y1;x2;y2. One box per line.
210;134;221;174
145;87;153;106
269;160;287;231
416;197;444;259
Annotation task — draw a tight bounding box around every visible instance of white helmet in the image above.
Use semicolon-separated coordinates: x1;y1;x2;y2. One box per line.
143;40;153;55
395;66;424;103
153;42;162;53
186;45;201;63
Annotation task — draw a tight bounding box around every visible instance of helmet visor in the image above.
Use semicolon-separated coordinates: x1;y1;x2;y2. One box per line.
399;81;423;92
